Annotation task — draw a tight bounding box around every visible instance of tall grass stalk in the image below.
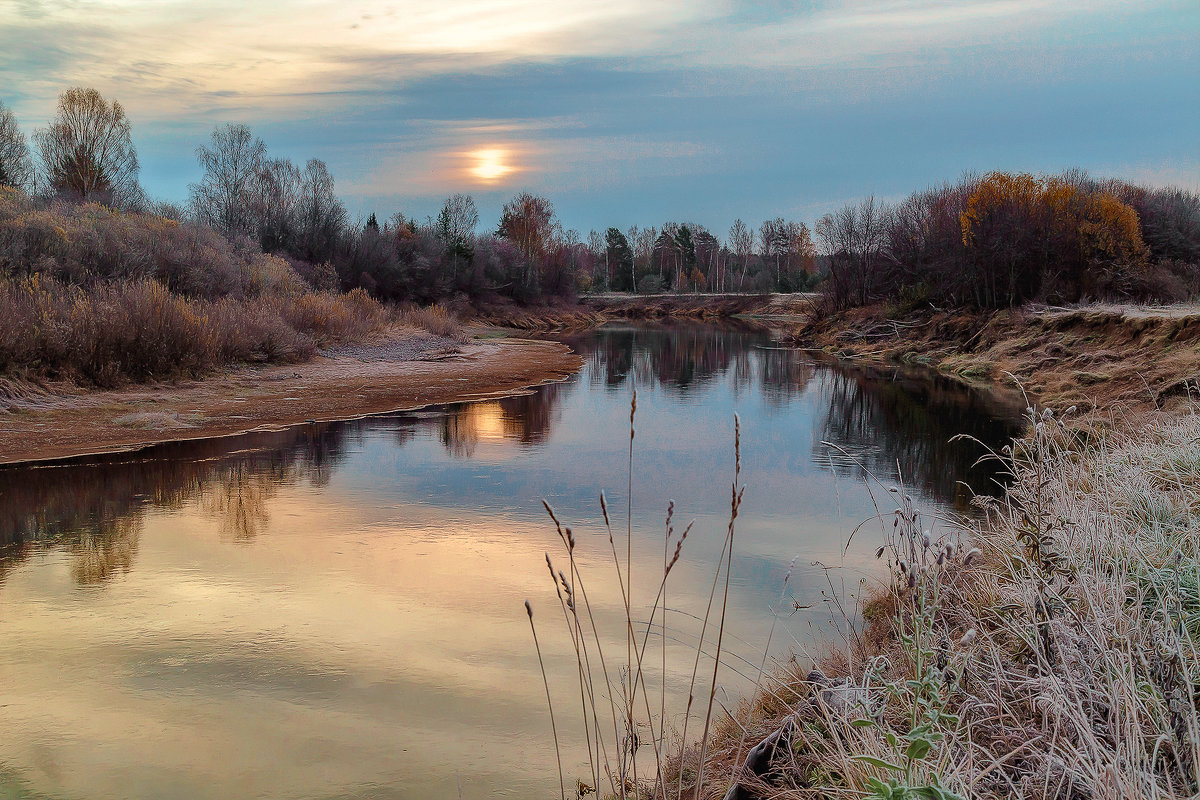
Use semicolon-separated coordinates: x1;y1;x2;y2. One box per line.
692;414;743;800
526;599;566;800
531;392;747;799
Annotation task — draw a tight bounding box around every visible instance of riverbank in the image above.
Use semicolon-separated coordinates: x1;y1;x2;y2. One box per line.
787;302;1200;414
690;402;1200;800
0;325;581;464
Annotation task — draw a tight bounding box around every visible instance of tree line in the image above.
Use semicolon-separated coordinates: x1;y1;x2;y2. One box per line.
2;86;1197;309
817;171;1200;310
0;87;819;304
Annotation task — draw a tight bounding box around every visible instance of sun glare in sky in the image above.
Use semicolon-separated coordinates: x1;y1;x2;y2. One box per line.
469;149;514;183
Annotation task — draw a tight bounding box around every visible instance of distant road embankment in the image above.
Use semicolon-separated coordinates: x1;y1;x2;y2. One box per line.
473;291;816;331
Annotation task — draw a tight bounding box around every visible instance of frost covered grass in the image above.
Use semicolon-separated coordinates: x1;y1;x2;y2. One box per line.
695;406;1200;799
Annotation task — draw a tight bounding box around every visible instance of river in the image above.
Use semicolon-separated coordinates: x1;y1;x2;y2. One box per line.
0;322;1023;800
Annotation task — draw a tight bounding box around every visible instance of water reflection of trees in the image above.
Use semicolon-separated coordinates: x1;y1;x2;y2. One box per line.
566;322;815;401
436;383;567;458
0;383;577;582
0;424;359;585
814;364;1025;508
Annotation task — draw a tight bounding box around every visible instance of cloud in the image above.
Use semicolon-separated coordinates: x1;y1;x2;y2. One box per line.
1;0;1192;230
1;0;1176;124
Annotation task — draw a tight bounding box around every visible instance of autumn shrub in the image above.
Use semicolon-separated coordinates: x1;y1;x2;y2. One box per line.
396;303;467;341
0;190;311;298
0;276;384;386
274;287;384;343
0;185;394;386
206;298;316;366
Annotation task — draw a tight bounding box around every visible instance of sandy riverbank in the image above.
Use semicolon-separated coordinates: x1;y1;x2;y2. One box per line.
0;328;581;464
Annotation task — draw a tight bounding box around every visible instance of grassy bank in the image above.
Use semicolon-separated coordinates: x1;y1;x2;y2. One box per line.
690;405;1200;800
675;304;1200;799
788;302;1200;413
522;306;1200;800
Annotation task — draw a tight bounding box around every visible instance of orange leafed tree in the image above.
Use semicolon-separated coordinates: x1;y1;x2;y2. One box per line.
959;172;1046;307
960;171;1148;305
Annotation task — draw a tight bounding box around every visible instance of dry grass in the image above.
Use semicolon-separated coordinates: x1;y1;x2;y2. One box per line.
690;406;1200;800
395;303;470;342
0;276;387;387
111;411;203;430
526;394;746;800
531;398;1200;799
790;302;1200;413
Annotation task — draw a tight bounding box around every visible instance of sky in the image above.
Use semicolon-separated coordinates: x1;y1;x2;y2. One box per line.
1;0;1198;235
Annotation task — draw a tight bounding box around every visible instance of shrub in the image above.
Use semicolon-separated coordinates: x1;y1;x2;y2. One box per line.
0;276;384;386
0;191;311;299
396;303;468;341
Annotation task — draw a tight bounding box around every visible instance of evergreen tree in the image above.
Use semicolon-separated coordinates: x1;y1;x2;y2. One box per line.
605;227;635;291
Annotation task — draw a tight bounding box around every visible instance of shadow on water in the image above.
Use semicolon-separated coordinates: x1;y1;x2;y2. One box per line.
816;362;1025;508
0;322;1023;587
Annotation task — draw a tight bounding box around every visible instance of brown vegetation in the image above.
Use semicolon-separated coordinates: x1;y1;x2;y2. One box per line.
0;187;391;387
818;171;1200;311
790;301;1200;414
695;407;1200;800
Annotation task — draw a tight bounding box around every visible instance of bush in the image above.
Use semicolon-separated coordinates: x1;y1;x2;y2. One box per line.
396;303;467;341
0;190;311;299
0;276;384;386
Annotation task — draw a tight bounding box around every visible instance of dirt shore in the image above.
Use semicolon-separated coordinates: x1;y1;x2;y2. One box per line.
789;302;1200;414
0;329;582;465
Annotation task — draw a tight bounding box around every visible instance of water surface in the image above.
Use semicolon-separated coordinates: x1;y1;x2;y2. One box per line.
0;323;1022;800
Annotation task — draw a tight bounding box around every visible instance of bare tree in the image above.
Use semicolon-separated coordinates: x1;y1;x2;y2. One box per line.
436;193;479;246
586;229;605;289
34;87;141;206
0;102;34;191
435;192;479;283
295;159;347;264
254;156;303;252
190;123;267;237
729;219;754;291
817;195;888;306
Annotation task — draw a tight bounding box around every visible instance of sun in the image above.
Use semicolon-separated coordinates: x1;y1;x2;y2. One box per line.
469;149;513;182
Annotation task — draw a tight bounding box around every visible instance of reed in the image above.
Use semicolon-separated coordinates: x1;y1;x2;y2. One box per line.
527;598;567;800
526;391;748;800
